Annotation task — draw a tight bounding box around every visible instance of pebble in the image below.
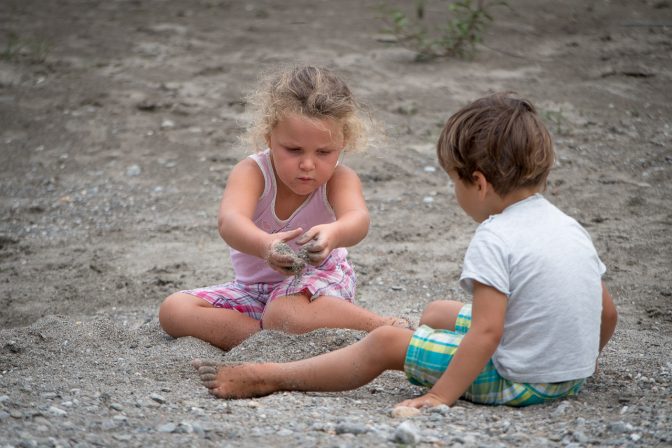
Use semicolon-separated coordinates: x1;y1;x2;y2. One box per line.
335;422;368;435
390;406;420;418
607;421;633;434
149;393;166;404
429;404;451;415
551;401;571;417
160;119;175;129
394;420;421;445
48;406;67;417
126;164;142;177
157;422;177;433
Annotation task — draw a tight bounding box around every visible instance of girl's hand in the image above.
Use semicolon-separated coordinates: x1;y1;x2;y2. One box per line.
296;224;337;266
396;392;451;409
265;228;303;275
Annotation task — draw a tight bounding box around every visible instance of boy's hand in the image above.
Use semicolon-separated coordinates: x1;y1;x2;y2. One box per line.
265;228;304;275
396;392;451;409
296;224;337;266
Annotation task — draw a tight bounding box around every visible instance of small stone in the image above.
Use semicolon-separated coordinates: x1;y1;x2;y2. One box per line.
48;406;67;417
429;404;451;415
110;403;123;411
391;406;420;418
551;401;571;417
607;421;632;434
394;420;421;445
277;428;294;436
102;419;117;430
176;421;194;433
160;119;175;129
149;393;166;404
157;422;177;433
126;164;142;177
573;430;589;443
335;422;368;435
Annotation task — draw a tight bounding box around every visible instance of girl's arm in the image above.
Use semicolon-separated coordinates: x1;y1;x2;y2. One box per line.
218;158;302;262
398;281;507;408
297;165;370;263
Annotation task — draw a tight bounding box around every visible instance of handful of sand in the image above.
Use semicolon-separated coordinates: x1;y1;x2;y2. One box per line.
271;242;311;276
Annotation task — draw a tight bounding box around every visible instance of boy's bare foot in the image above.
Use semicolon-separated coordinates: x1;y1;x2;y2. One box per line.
192;359;277;399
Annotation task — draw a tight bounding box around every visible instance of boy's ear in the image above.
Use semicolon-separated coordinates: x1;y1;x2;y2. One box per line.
472;171;490;199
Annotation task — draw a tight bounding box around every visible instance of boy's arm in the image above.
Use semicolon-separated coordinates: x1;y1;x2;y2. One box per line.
218;159;302;260
397;282;507;408
599;282;617;352
297;165;370;263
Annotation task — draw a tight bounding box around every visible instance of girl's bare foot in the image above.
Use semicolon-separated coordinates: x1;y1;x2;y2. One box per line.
384;316;415;330
192;359;278;399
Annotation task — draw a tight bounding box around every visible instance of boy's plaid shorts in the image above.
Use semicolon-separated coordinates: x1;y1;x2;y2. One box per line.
404;304;585;407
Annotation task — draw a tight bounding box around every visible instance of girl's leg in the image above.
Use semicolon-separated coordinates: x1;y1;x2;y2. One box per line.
194;326;414;398
261;294;408;333
419;300;464;330
159;293;260;350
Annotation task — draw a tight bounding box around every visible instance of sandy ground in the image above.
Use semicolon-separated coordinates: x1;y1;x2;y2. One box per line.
1;0;671;446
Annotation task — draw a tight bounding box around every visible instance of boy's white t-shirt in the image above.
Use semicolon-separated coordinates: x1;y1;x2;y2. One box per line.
460;194;606;383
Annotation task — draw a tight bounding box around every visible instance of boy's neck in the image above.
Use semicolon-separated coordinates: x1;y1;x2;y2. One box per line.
489;186;542;216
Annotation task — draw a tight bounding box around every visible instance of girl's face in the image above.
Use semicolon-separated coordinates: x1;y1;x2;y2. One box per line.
267;114;344;197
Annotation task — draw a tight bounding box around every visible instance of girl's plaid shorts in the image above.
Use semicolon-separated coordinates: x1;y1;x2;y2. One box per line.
180;253;356;321
404;304;585;407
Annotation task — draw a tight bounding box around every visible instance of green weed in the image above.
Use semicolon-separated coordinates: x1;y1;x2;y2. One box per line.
379;0;508;61
541;109;567;135
1;32;50;63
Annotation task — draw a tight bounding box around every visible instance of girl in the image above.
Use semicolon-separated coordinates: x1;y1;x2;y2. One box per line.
159;66;407;350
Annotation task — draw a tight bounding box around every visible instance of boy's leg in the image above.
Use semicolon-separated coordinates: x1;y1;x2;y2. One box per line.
261;294;409;333
159;293;260;350
419;300;464;330
194;326;414;398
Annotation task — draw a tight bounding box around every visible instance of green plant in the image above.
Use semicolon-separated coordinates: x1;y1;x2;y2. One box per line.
380;0;507;61
541;109;567;135
1;32;22;61
1;32;50;63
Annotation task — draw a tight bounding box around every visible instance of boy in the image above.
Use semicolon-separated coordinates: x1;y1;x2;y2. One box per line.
193;93;618;407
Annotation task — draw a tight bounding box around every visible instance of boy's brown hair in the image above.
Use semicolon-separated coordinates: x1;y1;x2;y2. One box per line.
436;93;554;196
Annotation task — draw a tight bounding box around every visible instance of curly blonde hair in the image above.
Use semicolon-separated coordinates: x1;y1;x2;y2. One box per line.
243;66;369;151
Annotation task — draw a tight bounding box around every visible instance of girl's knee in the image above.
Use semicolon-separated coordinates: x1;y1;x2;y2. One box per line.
158;293;201;335
260;299;299;333
260;295;311;333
